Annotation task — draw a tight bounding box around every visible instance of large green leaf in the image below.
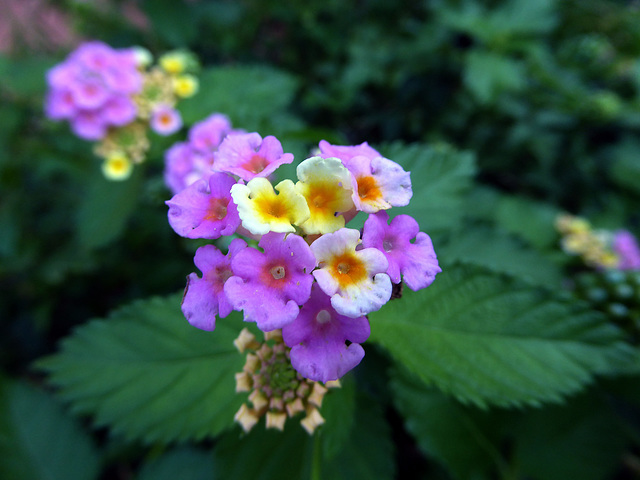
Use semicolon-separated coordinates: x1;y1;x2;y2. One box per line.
179;65;302;135
439;225;563;286
381;142;476;235
37;293;246;444
391;370;506;480
369;265;635;407
137;447;214;480
75;167;143;249
213;391;394;480
0;380;99;480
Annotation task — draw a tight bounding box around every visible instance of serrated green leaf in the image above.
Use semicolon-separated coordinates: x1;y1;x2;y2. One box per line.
369;265;635;407
37;293;245;444
76;168;142;249
391;370;505;480
0;380;99;480
213;391;394;480
180;66;302;135
439;225;562;286
381;142;476;235
137;447;214;480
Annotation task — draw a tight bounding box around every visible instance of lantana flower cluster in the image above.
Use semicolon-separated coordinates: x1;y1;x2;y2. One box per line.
167;129;441;393
555;213;640;270
45;41;199;180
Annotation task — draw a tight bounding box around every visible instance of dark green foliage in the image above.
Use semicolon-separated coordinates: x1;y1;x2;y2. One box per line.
2;0;640;478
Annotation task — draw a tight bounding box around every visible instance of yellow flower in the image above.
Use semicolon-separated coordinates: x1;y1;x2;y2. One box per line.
173;74;199;98
159;52;188;75
101;152;133;181
295;156;354;235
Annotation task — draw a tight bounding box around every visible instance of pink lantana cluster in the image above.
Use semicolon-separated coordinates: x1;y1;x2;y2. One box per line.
166;132;441;383
45;41;198;180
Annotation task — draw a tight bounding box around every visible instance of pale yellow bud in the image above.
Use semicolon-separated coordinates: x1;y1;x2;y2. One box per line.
234;328;259;353
265;411;287;431
248;389;269;412
234;404;259;433
243;353;260;373
286;397;305;417
235;372;252;393
307;383;328;408
264;329;283;342
300;408;325;435
325;379;341;389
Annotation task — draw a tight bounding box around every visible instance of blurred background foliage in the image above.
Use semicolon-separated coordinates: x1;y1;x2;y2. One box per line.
3;0;640;479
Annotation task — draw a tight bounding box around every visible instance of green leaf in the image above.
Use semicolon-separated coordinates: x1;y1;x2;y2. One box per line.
610;137;640;195
495;194;560;249
213;391;394;480
142;0;198;47
369;265;635;407
75;168;143;249
180;66;302;135
381;142;476;235
439;225;563;286
391;370;506;480
319;375;356;460
464;51;526;104
0;380;99;480
138;447;214;480
512;392;628;480
37;293;246;444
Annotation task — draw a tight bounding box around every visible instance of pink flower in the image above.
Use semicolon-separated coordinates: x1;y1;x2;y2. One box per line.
224;232;316;332
214;132;294;181
362;211;441;290
613;230;640;270
166;172;241;239
182;239;248;331
282;284;370;382
150;105;183;136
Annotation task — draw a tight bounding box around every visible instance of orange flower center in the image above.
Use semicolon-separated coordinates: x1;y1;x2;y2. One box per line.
356;176;382;201
330;252;366;288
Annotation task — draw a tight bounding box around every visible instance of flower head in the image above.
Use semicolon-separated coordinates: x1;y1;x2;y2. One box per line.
282;284;370;383
214;133;294;181
188;113;233;154
166;172;240;239
150;104;182;135
173;74;199;98
224;232;316;331
362;211;441;290
318;140;381;162
181;239;248;331
311;228;391;318
295;156;354;235
231;178;310;235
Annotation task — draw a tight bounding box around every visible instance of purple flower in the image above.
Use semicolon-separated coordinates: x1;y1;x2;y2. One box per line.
224;232;316;332
182;239;247;331
102;95;137;126
166;172;240;239
613;230;640;270
214;132;294;181
189;113;233;153
70;110;108;140
164;143;212;195
44;89;77;120
282;284;370;382
362;211;441;291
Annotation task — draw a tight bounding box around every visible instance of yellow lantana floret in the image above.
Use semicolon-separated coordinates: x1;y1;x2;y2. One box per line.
173;74;199;98
101;152;133;181
295;156;354;235
159;52;188;75
231;178;310;235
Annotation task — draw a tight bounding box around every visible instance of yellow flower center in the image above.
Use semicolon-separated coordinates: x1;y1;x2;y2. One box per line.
357;176;382;201
330;253;366;288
